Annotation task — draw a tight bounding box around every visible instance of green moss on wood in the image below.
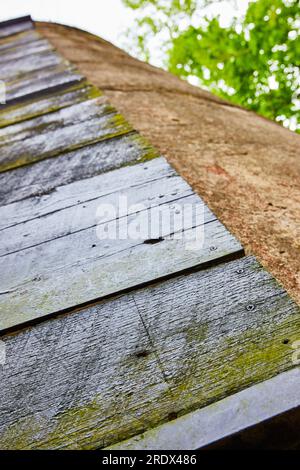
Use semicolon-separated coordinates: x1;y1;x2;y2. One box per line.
0;81;102;128
1;308;299;450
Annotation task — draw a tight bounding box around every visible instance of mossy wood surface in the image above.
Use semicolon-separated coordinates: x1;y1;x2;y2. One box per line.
4;64;83;104
0;134;158;206
0;98;134;172
0;82;100;128
0;16;299;449
0;256;299;449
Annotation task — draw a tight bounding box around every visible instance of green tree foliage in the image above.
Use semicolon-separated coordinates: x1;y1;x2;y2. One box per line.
123;0;300;131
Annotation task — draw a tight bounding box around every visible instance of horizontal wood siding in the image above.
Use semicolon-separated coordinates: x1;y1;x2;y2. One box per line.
0;97;133;172
0;133;158;206
0;256;298;449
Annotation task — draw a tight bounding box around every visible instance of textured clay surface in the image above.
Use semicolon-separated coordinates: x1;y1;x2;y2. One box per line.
37;22;300;304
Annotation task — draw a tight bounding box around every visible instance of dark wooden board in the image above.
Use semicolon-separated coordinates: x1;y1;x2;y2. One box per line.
108;367;300;450
0;256;298;449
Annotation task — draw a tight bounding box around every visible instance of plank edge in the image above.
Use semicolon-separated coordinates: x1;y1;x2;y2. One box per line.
107;367;300;450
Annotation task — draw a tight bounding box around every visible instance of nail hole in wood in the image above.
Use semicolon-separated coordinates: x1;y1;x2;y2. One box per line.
246;304;256;312
143;237;164;245
135;350;151;358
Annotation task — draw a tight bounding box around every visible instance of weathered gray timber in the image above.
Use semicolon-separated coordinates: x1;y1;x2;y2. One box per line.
0;157;180;230
3;64;83;104
0;16;33;39
0;133;158;206
0;82;100;128
0;38;53;64
0;29;41;53
0;194;239;330
0;256;298;449
0;97;133;172
108;367;300;450
1;50;65;81
0;181;199;254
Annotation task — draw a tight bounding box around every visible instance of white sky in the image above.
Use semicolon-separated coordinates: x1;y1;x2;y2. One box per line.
0;0;249;48
0;0;135;45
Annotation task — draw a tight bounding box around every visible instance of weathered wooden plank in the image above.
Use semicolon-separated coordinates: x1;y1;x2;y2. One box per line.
0;97;133;172
3;63;83;104
0;38;53;64
0;29;41;53
0;16;33;40
108;368;300;450
0;95;106;144
1;50;66;81
0;199;239;330
0;157;177;229
0;182;205;256
2;192;206;282
0;256;298;449
0;81;100;128
0;133;158;206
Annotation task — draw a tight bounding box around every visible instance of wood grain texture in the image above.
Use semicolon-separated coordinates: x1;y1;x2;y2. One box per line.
0;81;100;128
0;22;84;108
3;63;83;104
1;18;298;451
0;171;198;253
1;50;65;81
0;38;53;64
0;133;158;206
0;157;177;230
108;368;300;450
0;191;236;330
0;256;298;449
0;97;133;172
0;29;41;53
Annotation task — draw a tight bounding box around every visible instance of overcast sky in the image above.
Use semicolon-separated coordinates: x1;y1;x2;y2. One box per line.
0;0;249;49
0;0;135;45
